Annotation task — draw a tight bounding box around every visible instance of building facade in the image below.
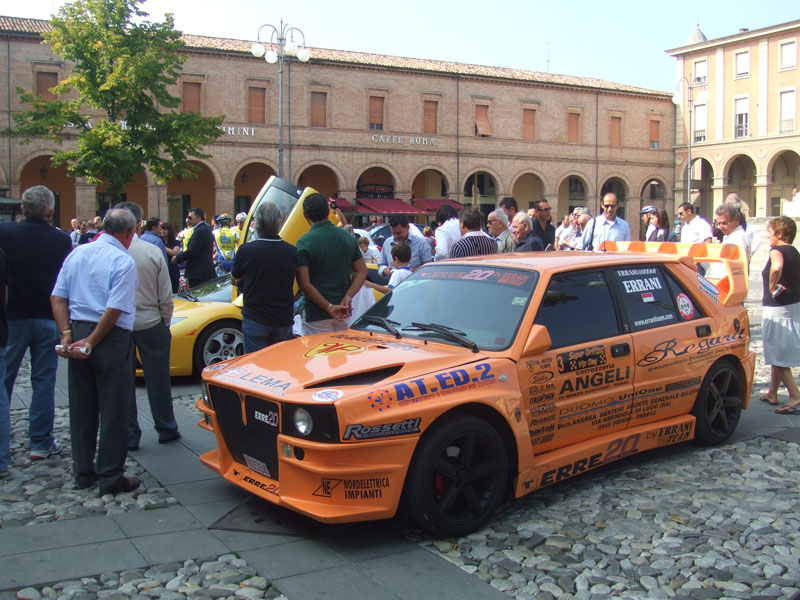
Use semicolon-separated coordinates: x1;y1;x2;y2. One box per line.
668;20;800;219
1;16;675;236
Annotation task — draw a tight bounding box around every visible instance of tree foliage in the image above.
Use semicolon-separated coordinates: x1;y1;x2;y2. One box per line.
9;0;223;196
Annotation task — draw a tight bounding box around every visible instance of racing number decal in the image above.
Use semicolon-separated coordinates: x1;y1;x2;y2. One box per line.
604;433;641;462
463;269;495;281
475;363;495;381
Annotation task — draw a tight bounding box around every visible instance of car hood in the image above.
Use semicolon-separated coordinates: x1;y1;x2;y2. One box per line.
202;330;489;403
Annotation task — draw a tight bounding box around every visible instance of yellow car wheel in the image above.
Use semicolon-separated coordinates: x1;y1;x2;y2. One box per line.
193;319;245;375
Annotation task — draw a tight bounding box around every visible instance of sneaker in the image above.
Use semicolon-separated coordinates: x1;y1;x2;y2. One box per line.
30;439;63;460
0;468;8;479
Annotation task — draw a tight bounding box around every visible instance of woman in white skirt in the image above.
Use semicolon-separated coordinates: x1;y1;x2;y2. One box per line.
760;216;800;413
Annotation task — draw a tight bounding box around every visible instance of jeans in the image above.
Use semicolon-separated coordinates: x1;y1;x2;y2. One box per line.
4;319;59;452
0;347;10;471
242;318;294;354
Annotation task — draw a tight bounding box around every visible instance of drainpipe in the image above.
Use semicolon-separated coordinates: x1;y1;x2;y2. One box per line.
456;75;460;203
6;35;12;194
594;90;599;214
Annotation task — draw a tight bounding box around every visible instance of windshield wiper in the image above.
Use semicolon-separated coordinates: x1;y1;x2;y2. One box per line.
177;289;198;302
359;315;402;339
407;322;479;353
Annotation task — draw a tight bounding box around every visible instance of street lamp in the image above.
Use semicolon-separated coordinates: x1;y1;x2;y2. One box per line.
672;77;707;206
251;20;311;179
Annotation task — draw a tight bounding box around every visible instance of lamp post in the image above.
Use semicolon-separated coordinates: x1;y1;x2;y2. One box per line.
672;77;707;206
251;20;310;180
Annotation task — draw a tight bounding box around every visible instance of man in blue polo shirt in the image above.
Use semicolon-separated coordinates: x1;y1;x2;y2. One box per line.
51;208;140;495
296;194;367;335
378;214;432;278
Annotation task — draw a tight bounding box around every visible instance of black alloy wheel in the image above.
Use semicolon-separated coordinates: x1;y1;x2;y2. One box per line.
403;414;508;537
692;360;743;445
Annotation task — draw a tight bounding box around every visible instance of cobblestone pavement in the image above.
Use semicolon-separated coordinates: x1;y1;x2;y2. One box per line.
2;246;799;599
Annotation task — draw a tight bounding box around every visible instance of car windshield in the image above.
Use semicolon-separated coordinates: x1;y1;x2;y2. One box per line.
352;264;538;351
179;275;233;303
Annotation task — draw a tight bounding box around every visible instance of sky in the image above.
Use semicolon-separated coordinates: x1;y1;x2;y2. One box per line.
4;0;799;92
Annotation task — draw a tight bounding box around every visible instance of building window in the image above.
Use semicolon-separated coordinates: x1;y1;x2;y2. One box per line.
310;91;327;127
693;59;707;85
36;71;58;102
423;100;438;134
248;86;266;124
369;96;384;130
609;116;622;146
694;104;707;142
734;97;749;138
182;82;201;113
780;89;796;133
568;112;580;143
734;50;750;78
649;120;660;149
475;105;492;137
522;108;535;141
780;40;797;70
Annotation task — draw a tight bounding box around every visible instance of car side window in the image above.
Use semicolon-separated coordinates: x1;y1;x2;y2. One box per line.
534;270;620;349
610;266;686;332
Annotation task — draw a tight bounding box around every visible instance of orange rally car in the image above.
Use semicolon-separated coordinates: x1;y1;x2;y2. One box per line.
196;241;754;536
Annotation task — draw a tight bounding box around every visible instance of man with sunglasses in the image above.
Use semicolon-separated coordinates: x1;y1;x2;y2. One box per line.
582;193;630;251
531;200;555;249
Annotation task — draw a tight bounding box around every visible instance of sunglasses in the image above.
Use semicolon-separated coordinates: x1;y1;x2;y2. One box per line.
603;204;618;209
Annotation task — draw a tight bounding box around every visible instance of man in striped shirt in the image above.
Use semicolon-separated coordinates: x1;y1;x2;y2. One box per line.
450;207;498;259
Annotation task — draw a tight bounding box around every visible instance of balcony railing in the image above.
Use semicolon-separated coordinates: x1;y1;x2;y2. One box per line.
780;119;795;134
694;130;706;143
734;124;749;138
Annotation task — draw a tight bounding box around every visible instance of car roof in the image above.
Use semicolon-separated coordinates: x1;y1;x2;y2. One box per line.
439;251;682;272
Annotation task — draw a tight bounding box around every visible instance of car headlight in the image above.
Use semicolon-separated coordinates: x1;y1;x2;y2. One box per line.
282;403;339;442
171;317;187;326
293;408;312;436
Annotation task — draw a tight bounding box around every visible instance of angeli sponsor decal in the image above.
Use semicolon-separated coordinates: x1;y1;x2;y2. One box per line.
305;341;367;357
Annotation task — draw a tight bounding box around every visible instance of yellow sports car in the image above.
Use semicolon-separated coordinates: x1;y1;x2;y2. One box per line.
139;176;374;377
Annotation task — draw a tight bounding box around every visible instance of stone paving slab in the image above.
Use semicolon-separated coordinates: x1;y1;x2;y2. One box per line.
0;539;147;589
0;514;124;556
241;539;351;580
273;564;406;600
110;505;204;537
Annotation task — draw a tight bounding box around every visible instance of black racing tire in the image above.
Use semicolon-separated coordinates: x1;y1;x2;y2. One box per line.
193;319;244;375
692;359;743;446
402;414;508;537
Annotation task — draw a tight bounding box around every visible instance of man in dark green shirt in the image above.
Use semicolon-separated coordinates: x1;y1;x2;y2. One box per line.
296;194;367;334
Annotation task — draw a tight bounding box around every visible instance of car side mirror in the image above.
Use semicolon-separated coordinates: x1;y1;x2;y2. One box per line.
522;324;551;356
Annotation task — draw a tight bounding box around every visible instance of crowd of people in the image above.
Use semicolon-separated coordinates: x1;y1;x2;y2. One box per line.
0;182;798;488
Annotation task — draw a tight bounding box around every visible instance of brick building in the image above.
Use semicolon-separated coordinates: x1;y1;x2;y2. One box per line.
1;16;675;236
668;20;800;219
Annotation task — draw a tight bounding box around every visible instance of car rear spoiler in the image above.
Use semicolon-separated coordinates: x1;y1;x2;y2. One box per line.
597;241;748;307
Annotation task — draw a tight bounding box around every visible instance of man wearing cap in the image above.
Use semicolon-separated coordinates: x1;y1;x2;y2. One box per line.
640;205;657;241
234;212;247;247
213;214;237;273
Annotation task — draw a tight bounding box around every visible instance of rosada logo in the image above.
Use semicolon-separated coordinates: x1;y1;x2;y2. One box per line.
367;388;394;412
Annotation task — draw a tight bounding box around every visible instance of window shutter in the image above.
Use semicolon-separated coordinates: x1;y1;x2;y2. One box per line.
523;109;535;140
36;72;58;102
475;105;492;136
311;91;327;127
610;116;621;146
568;113;579;142
248;87;266;124
423;100;438;134
183;82;201;113
649;120;660;148
369;96;384;129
